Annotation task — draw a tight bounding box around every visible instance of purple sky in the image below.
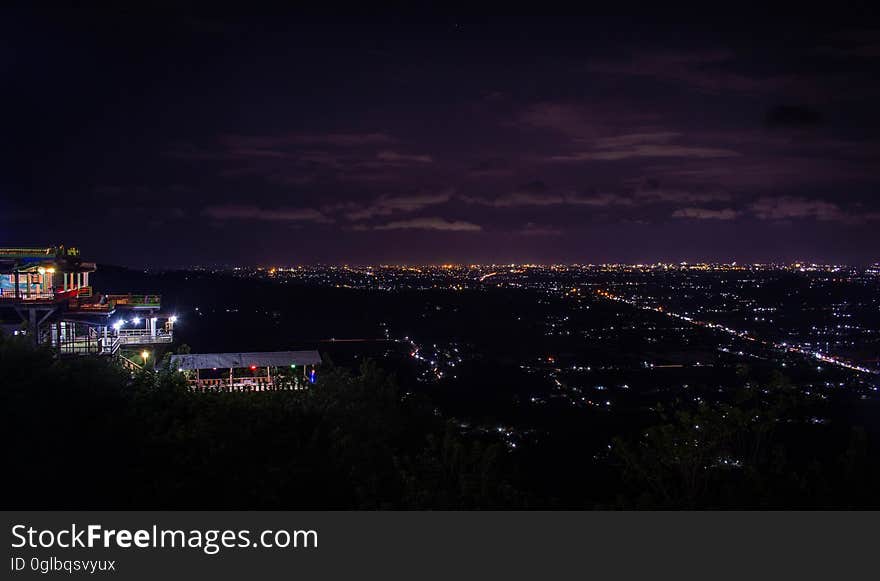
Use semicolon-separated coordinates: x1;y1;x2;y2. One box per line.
4;4;880;266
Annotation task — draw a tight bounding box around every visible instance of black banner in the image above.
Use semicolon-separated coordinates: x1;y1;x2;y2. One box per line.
2;511;874;579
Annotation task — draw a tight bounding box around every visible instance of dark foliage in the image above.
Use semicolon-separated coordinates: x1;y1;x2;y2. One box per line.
3;335;879;509
0;336;521;509
611;372;880;508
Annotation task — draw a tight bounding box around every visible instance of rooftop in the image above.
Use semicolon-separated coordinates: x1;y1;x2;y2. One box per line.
170;350;321;370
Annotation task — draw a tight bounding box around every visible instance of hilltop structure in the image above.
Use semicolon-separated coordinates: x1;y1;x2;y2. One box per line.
170;350;322;391
0;245;175;356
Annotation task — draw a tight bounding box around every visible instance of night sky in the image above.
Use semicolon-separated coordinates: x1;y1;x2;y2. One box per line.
4;3;880;266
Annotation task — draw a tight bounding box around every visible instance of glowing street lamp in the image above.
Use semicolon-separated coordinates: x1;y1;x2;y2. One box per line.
141;350;150;366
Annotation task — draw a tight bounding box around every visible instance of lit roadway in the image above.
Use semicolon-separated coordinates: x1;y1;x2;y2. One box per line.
592;289;879;376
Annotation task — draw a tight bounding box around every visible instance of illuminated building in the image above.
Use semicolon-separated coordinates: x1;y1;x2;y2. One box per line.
0;245;175;355
170;351;321;391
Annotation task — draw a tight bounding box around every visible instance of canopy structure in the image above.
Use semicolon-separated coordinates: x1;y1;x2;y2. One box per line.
170;350;321;371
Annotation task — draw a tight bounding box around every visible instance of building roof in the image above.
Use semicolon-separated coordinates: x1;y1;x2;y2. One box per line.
170;350;321;370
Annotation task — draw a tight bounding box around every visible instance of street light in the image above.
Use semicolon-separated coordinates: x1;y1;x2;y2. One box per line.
141;350;150;366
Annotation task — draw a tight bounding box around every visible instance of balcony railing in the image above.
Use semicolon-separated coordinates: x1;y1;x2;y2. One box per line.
117;329;173;345
187;377;306;392
0;247;55;258
106;294;162;308
68;300;113;312
0;286;93;302
0;289;57;301
57;336;119;356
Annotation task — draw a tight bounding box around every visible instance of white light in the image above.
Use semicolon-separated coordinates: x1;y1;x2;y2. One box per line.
132;317;141;325
169;316;178;323
112;321;124;330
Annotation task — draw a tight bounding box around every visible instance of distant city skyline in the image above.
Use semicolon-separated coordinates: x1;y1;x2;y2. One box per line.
6;5;880;265
176;261;880;268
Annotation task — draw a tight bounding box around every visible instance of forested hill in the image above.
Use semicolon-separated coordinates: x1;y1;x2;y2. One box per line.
0;335;522;509
3;334;880;509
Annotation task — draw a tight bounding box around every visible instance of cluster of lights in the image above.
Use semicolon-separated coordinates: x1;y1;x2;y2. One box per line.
111;315;178;329
175;362;316;389
594;289;878;376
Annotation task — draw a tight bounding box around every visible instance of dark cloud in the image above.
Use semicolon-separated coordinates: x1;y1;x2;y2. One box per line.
545;144;740;162
462;191;632;208
519;223;564;236
340;190;453;221
672;207;740;220
748;196;880;223
372;217;482;232
166;133;436;187
584;50;793;95
764;105;824;129
203;205;333;224
466;158;511;177
7;7;880;264
375;150;434;164
218;133;399;148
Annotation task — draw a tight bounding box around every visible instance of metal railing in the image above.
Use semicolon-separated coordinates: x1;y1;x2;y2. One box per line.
0;289;57;301
117;329;173;345
187;377;306;392
68;300;113;312
102;337;120;355
118;354;144;371
0;247;54;258
0;246;78;258
106;294;162;308
57;336;119;356
0;286;92;302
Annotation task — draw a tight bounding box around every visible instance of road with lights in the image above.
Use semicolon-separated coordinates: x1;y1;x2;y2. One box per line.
593;289;879;376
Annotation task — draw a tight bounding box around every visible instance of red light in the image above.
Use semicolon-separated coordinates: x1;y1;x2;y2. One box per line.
250;365;257;371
